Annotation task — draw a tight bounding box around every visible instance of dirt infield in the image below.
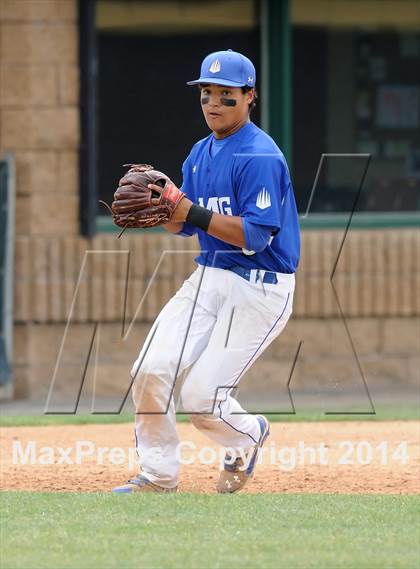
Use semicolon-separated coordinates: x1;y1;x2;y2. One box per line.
1;422;419;494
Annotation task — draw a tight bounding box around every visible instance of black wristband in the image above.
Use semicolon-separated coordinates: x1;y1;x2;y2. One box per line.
186;204;213;232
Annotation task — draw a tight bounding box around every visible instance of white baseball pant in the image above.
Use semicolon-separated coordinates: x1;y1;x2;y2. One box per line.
130;265;295;488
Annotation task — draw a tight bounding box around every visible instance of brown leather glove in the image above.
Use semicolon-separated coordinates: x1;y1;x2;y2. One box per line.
107;164;186;229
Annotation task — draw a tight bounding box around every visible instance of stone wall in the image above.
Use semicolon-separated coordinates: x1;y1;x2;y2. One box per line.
14;230;420;324
0;0;79;237
1;1;418;403
12;229;420;401
0;0;80;399
14;317;419;409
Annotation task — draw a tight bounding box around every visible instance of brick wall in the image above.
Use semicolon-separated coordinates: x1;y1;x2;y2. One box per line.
0;0;79;236
14;317;420;404
1;1;418;402
14;229;420;324
12;229;420;400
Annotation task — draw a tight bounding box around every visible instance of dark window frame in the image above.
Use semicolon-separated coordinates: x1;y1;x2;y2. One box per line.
79;0;98;237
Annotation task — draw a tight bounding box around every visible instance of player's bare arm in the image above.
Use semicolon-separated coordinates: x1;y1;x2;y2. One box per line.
152;186;247;247
162;188;250;246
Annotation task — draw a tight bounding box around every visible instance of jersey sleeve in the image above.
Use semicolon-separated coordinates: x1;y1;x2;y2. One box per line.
242;219;275;253
235;154;290;230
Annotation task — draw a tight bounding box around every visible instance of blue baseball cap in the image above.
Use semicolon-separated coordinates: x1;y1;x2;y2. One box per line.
187;49;256;88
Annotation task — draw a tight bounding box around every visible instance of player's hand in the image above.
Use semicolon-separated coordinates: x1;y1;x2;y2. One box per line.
147;183;193;223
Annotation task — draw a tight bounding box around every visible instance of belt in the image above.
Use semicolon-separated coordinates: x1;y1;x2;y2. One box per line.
227;265;278;284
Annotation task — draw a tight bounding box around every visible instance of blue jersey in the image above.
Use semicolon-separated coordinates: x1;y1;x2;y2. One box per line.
179;122;300;274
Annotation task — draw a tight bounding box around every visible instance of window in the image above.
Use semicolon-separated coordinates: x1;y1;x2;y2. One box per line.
292;0;420;218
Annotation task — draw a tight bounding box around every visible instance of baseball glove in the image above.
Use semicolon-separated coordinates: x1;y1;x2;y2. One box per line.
102;164;186;230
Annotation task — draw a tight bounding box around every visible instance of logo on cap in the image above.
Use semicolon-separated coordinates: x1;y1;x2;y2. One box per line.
248;76;254;84
209;59;221;73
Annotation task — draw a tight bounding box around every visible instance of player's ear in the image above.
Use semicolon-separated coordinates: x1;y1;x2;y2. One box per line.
247;88;255;104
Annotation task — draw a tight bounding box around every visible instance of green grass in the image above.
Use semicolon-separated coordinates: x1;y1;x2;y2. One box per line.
1;493;419;569
0;412;137;428
0;405;418;428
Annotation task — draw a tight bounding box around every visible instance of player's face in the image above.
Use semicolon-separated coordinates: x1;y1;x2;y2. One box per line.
200;84;254;139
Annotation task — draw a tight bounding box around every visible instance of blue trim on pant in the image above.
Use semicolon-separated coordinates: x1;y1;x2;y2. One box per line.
217;292;291;445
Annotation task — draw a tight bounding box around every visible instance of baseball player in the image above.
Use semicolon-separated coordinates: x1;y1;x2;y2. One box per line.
113;49;300;493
